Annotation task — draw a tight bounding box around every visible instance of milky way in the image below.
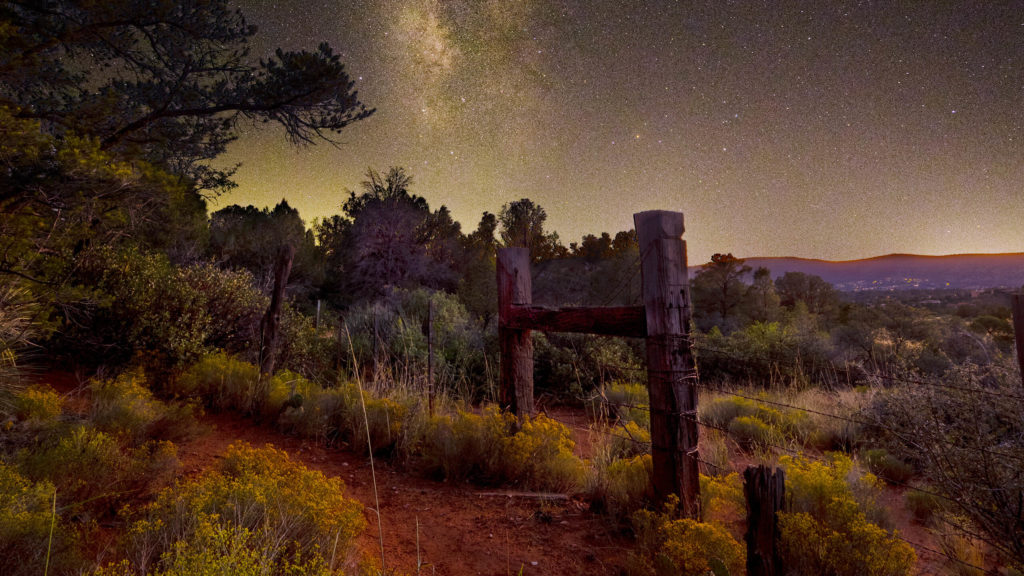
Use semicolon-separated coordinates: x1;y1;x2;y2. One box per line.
220;1;1023;262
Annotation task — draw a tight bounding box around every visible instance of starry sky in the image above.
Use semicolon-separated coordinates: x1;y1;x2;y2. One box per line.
219;0;1023;263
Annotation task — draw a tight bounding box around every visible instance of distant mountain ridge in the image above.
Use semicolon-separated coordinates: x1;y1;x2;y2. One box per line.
718;253;1024;291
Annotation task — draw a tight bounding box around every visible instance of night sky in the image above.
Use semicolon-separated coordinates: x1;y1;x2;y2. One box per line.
220;1;1023;263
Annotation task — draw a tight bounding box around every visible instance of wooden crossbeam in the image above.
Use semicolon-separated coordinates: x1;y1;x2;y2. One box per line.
505;305;646;338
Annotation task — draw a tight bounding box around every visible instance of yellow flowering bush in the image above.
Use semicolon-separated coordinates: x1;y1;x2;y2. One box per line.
0;463;79;576
125;443;364;574
700;473;745;536
171;353;259;412
503;413;587;492
12;385;63;423
630;496;745;576
778;454;915;576
18;426;177;513
610;420;651;458
91;369;161;441
603;454;652;517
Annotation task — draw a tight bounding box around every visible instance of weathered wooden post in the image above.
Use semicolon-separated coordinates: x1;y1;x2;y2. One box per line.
1013;294;1024;389
497;247;535;417
744;466;786;576
634;210;700;516
258;244;295;375
427;298;435;415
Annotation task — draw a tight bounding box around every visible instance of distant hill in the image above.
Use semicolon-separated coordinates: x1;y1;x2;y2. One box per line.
728;253;1024;291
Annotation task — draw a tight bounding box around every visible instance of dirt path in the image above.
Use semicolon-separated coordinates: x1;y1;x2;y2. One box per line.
178;412;632;576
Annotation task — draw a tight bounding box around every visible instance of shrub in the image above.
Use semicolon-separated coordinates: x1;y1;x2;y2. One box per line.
172;352;259;412
609;420;650;459
416;407;587;491
12;385;63;423
728;415;778;450
602;454;652;518
124;443;364;574
69;249;266;369
630;496;745;576
91;369;162;442
417;406;513;482
17;426;178;517
904;487;943;524
778;454;914;576
0;463;80;576
700;473;745;537
862;448;915;485
604;381;650;427
503;413;587;492
700;396;757;429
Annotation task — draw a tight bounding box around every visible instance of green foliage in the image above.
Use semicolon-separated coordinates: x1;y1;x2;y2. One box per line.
600;454;652;518
0;462;81;576
17;426;178;518
862;448;915;485
630;496;745;576
904;488;943;524
701;396;758;429
123;443;364;574
609;420;650;459
70;248;267;368
867;362;1024;565
777;454;914;576
603;381;650;427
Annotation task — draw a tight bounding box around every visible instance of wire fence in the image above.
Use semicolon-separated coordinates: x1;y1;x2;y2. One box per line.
565;335;1019;574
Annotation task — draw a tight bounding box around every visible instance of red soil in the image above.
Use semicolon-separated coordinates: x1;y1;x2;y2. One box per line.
178;411;633;576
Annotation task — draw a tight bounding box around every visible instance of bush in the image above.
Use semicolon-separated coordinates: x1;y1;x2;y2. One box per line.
12;385;63;423
0;463;80;576
609;420;650;459
172;353;260;412
862;448;914;485
777;454;914;576
630;496;745;576
601;455;652;518
728;415;778;450
417;406;513;482
701;396;757;429
604;381;650;427
17;426;178;518
503;413;587;492
416;406;587;491
904;488;943;524
91;369;163;442
123;443;364;574
700;473;745;537
69;249;267;369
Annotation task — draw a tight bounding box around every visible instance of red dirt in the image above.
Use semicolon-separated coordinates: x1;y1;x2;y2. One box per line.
178;411;633;576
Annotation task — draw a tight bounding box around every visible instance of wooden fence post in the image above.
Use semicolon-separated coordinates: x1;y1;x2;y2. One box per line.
744;465;786;576
497;247;534;417
1013;294;1024;389
427;298;435;415
634;210;699;516
258;244;295;376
